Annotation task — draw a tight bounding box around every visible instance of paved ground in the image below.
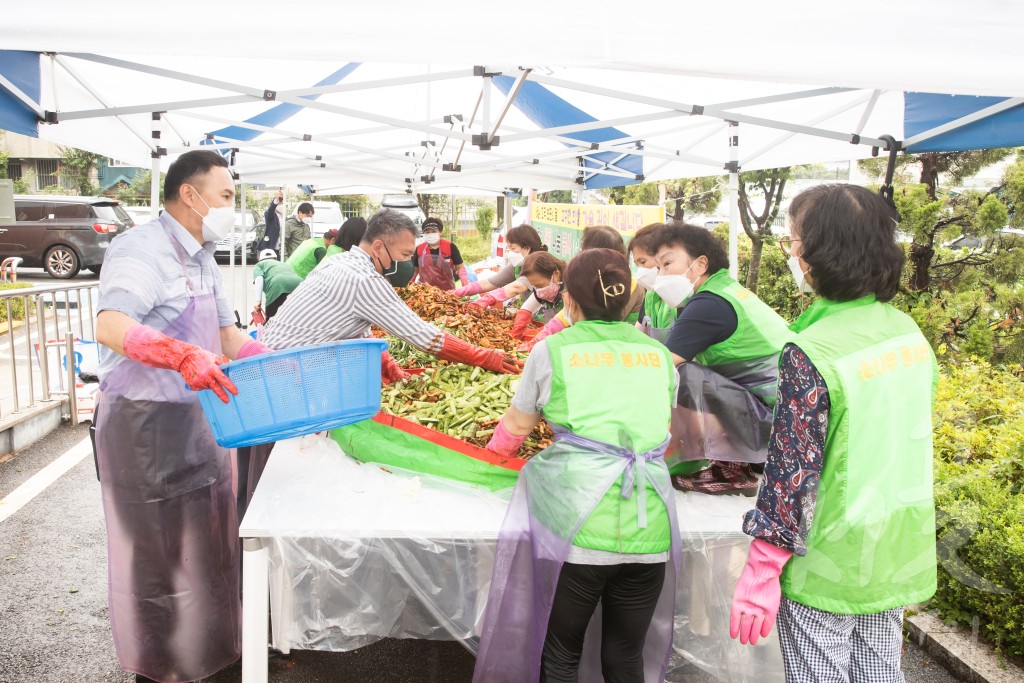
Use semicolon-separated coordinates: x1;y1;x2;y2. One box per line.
0;423;965;682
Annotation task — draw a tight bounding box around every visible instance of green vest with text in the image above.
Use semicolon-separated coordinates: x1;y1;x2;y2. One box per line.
781;296;938;614
286;238;326;279
692;269;793;406
544;321;675;554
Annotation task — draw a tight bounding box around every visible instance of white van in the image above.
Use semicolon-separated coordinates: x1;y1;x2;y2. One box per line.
381;195;426;235
309;200;344;239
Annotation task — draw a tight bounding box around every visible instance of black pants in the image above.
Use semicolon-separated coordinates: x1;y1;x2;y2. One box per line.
540;561;666;683
265;293;289;320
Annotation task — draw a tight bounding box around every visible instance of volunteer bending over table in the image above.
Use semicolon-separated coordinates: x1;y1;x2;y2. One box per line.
518;225;644;349
476;248;679;683
508;251;566;339
451;223;546;306
731;184;938;682
239;209;523;515
651;223;792;496
94;150;272;683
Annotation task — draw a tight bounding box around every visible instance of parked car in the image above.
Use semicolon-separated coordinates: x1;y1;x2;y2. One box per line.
214;209;264;262
124;205;160;225
309;200;344;239
0;195;133;278
381;195;426;235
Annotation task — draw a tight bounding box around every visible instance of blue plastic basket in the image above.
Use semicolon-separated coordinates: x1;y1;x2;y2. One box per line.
196;338;388;448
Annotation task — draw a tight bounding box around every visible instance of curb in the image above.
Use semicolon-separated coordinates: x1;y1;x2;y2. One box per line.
905;609;1024;683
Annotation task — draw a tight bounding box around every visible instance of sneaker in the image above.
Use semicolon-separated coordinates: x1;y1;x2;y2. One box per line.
672;461;759;497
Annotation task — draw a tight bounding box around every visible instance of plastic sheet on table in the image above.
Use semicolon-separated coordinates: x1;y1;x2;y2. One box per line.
244;435;784;682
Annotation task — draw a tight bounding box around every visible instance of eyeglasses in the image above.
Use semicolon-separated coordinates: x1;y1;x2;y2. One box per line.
779;236;801;256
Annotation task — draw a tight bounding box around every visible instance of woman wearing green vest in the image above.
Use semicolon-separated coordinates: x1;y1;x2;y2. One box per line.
285;229;337;279
629;223;676;343
730;185;938;682
508;251;567;338
650;224;792;495
474;248;680;683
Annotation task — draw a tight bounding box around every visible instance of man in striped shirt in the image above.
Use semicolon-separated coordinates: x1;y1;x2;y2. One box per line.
262;209;522;377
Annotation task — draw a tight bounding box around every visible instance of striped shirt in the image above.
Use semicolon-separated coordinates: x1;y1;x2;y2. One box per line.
261;246;444;352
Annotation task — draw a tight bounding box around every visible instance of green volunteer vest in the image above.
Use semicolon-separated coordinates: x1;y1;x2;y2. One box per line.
325;244;344;258
286;238;325;279
781;296;938;614
544;321;676;554
644;290;677;331
691;269;792;406
254;260;302;306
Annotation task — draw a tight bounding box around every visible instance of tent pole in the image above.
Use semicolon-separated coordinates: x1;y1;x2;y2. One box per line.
229;149;237;315
240;175;248;324
727;122;740;280
150;113;161;219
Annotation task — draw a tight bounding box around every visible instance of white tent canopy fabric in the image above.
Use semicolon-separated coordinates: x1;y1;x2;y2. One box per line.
2;0;1023;196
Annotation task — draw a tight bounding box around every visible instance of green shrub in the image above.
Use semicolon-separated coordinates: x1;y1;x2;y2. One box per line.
930;359;1024;656
0;283;33;324
475;206;495;240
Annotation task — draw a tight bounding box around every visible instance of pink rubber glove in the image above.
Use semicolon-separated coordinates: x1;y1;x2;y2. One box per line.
237;338;273;359
532;316;566;344
381;351;411;384
509;309;534;340
452;281;483;298
457;265;470;286
470;286;513;308
486;418;527;456
730;538;794;645
123;324;237;404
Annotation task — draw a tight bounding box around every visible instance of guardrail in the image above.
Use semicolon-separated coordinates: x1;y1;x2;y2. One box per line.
1;282;99;426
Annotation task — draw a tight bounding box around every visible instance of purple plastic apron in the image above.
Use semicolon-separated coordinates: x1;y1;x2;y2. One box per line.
95;226;240;682
473;428;681;683
417;243;456;290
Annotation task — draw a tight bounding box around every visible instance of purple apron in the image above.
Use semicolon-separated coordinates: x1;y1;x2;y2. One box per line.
95;225;240;682
473;428;681;683
417;243;456;290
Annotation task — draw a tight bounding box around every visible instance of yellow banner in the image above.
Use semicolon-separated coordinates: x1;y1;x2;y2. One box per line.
528;203;666;259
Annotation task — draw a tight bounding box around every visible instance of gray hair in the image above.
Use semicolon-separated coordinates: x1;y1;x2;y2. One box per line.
363;209;417;244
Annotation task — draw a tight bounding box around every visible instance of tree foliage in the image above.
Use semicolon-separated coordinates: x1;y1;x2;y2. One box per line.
117;169;166;206
605;177;722;221
57;145;100;196
737;167;791;293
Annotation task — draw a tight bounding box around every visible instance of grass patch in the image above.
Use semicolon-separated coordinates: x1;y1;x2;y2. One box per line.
451;232;493;265
0;282;33;324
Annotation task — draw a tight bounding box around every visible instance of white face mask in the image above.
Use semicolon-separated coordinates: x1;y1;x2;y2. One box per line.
188;186;235;242
635;266;659;288
506;250;525;267
424;232;441;246
787;255;814;294
652;260;699;308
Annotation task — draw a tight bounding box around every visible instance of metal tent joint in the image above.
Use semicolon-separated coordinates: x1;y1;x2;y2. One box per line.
263;89;276;101
472;133;500;149
724;160;740;173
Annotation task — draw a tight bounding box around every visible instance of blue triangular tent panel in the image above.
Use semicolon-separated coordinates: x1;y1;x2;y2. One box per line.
0;50;41;138
204;63;361;143
904;92;1024;153
493;76;642;189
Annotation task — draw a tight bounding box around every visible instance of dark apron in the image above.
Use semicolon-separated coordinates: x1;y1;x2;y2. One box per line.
95;223;240;681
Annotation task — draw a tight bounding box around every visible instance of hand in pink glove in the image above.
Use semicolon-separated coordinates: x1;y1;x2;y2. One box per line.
123;324;238;404
381;351;411;384
729;538;794;645
486;418;527;456
451;281;483;298
237;338;273;359
532;316;566;344
470;286;513;308
457;265;470;286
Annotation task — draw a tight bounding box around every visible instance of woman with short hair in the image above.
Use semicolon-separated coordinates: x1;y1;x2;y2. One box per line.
451;224;546;307
731;184;938;683
475;248;679;683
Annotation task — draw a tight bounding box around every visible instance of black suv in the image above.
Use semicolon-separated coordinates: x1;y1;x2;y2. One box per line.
0;195;134;278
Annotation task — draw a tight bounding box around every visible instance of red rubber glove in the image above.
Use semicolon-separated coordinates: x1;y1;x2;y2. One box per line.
451;281;483;298
436;332;523;374
730;538;794;645
509;309;534;340
381;351;411;384
123;324;237;404
486;418;527;456
237;338;273;359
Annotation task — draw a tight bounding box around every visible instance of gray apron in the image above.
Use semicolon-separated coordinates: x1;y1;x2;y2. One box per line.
95;225;240;681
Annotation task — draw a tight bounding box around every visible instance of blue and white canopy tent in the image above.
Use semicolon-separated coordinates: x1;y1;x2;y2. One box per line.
2;0;1023;284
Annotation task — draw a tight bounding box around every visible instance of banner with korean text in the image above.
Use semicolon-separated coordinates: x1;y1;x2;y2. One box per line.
528;203;665;260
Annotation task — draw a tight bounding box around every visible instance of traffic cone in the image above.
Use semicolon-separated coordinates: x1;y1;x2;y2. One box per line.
495;231;505;258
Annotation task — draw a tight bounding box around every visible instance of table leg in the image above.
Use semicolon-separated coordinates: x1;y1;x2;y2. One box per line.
242;537;269;683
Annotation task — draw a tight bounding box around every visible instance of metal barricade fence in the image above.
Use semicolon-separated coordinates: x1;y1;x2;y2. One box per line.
1;282;99;426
